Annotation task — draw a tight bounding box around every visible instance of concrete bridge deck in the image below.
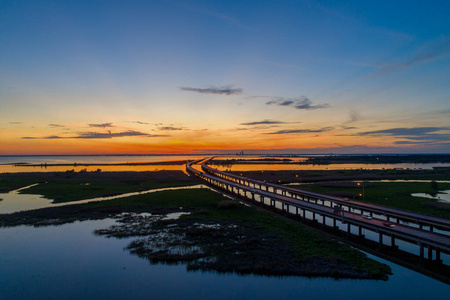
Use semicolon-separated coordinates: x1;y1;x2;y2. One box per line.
201;158;450;233
186;159;450;272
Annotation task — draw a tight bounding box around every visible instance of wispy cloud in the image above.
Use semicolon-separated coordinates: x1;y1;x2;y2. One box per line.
359;127;450;142
158;126;184;131
348;109;361;123
89;123;114;128
21;130;168;140
394;141;429;145
371;36;450;78
240;120;288;126
77;131;148;139
179;86;243;95
242;95;271;100
266;96;330;110
22;135;62;139
128;121;149;125
49;124;65;128
9;122;22;124
361;127;448;136
265;127;334;135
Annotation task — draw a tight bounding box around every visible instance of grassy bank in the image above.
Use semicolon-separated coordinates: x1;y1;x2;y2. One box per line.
0;170;197;202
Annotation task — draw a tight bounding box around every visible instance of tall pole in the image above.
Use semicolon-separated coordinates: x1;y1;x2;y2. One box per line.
357;182;365;201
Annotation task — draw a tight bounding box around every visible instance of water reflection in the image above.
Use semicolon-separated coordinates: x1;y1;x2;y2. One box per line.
0;184;207;214
0;164;187;173
0;187;53;214
412;190;450;203
0;220;449;300
213;162;450;171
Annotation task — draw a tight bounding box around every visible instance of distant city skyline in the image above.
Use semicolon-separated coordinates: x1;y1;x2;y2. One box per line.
1;1;449;155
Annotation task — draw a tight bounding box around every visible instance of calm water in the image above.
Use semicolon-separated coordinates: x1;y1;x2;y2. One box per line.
0;155;203;164
412;190;450;203
213;162;450;171
0;220;449;300
0;155;204;173
2;155;450;173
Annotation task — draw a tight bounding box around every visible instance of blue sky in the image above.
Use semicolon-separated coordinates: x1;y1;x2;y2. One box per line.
1;0;449;154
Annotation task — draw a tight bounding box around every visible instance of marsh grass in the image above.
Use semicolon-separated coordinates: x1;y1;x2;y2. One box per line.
0;171;197;203
87;188;391;279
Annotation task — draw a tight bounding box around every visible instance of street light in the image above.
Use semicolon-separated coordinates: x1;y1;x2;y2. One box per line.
357;182;365;201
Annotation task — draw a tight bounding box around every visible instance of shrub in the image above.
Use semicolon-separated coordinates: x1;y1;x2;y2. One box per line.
217;200;239;209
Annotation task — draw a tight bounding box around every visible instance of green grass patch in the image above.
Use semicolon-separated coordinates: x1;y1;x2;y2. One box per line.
1;171;197;203
84;188;391;278
0;176;44;193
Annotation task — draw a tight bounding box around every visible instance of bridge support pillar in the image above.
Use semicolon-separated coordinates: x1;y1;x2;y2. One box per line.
378;232;383;247
419;243;424;262
436;249;441;263
428;245;433;260
391;235;397;249
358;226;363;237
302;209;306;219
312;212;316;222
333;218;337;229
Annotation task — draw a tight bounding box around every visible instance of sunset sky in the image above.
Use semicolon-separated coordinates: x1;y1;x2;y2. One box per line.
1;0;449;155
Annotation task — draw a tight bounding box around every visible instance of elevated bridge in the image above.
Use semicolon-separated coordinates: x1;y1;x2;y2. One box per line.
201;158;450;234
187;158;450;282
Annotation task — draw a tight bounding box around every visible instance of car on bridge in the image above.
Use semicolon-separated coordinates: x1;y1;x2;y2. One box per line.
362;214;372;220
383;222;395;228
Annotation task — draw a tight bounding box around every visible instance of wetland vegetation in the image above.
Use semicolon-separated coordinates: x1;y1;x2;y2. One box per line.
0;171;391;280
0;170;195;202
3;165;449;279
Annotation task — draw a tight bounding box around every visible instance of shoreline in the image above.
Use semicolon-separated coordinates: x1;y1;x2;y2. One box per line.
10;160;191;167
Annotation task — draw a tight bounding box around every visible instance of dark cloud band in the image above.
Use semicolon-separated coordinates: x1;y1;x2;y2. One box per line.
21;130;168;140
266;96;329;110
179;86;242;95
89;123;114;128
240;120;287;126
